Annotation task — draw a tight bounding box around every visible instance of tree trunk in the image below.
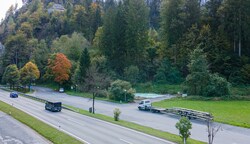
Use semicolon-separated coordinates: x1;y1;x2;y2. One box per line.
238;8;242;57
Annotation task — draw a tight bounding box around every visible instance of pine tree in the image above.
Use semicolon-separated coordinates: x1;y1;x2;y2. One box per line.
74;48;90;84
185;47;210;95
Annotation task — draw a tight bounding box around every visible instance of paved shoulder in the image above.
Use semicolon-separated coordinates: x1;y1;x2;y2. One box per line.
0;111;51;144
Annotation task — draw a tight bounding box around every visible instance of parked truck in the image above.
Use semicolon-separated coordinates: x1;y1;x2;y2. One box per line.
138;99;166;113
138;99;213;121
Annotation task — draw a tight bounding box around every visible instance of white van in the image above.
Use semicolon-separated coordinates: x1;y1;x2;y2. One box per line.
138;99;152;110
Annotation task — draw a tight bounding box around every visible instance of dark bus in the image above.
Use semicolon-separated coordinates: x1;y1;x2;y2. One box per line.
45;101;62;112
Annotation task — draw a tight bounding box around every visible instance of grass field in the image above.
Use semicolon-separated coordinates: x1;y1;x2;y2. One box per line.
0;101;82;144
153;99;250;128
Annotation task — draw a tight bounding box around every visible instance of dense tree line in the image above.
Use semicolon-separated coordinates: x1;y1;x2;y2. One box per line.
0;0;250;97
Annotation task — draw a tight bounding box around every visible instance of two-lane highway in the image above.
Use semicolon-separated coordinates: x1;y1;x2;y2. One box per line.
0;89;174;144
30;86;250;144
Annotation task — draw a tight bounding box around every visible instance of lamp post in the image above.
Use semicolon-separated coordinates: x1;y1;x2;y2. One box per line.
92;86;99;114
124;89;127;102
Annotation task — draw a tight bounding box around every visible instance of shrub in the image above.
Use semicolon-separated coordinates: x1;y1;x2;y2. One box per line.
96;90;109;98
113;108;121;121
109;80;135;102
203;74;230;97
241;64;250;84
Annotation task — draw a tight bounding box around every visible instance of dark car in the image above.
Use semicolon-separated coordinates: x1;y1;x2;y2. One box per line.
45;101;62;112
10;92;18;98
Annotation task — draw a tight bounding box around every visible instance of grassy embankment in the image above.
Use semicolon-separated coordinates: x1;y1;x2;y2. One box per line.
65;105;205;144
154;99;250;128
152;85;250;128
0;101;82;144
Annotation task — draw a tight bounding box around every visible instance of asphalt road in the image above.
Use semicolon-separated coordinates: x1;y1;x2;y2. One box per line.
0;89;173;144
0;111;51;144
31;86;250;144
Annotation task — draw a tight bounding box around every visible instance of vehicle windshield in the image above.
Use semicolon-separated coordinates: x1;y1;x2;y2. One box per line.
139;101;144;104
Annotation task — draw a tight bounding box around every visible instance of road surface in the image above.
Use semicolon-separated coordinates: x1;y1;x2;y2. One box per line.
0;111;51;144
30;86;250;144
0;89;173;144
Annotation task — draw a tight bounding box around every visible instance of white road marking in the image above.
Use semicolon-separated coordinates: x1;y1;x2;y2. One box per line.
120;138;133;144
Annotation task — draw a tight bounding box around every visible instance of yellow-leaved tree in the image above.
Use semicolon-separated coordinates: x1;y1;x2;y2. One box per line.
20;61;40;91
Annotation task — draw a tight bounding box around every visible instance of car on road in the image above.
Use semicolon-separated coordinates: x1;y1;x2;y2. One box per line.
45;101;62;112
59;88;64;93
10;92;18;98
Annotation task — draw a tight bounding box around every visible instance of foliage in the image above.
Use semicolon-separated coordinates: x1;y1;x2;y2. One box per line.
154;58;183;84
175;117;192;144
154;99;250;128
51;32;90;63
73;48;90;85
241;64;250;83
100;0;149;75
2;64;20;88
3;32;29;69
31;39;50;77
47;53;72;85
20;61;40;90
135;83;182;94
0;0;250;91
203;74;230;97
113;108;121;121
124;65;139;84
185;47;231;97
185;47;210;95
83;64;111;93
109;79;135;102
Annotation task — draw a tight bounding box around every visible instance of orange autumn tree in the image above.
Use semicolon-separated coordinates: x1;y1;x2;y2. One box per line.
47;53;72;85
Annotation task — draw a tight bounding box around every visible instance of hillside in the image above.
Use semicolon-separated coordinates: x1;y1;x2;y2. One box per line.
0;0;249;97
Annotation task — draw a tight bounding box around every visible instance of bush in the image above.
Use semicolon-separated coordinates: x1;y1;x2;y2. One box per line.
203;74;230;97
96;90;108;98
109;80;135;102
113;108;121;121
241;64;250;84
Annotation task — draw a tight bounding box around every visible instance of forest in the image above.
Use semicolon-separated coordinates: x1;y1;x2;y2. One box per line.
0;0;250;100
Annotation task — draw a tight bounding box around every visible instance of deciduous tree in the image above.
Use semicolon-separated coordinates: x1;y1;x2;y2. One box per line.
48;53;72;85
176;117;192;144
2;64;20;89
20;61;40;91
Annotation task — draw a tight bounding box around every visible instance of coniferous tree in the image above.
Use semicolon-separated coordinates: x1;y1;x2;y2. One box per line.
74;48;90;84
185;47;210;95
124;0;149;68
